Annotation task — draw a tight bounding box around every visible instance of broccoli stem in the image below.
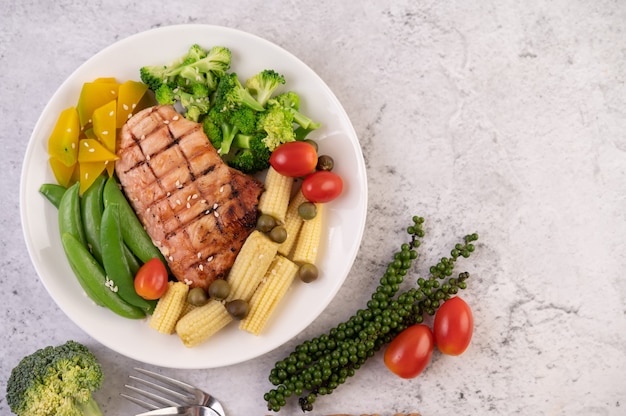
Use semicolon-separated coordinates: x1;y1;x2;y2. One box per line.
77;397;103;416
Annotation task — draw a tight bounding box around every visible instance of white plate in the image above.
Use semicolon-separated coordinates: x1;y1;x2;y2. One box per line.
19;24;367;369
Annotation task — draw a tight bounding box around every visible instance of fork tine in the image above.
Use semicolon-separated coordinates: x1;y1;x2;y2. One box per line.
119;392;160;410
129;375;192;403
124;383;181;408
134;367;197;393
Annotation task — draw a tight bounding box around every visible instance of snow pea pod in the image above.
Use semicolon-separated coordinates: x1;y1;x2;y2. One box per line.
100;203;154;313
39;183;67;208
102;176;166;265
58;182;86;246
80;174;106;264
61;232;145;319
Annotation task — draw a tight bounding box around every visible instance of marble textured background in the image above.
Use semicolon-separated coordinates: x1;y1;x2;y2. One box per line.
1;1;625;415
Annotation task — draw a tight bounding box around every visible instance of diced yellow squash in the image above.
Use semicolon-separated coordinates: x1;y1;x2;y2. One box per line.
116;80;149;128
92;99;117;152
93;77;118;83
49;157;77;188
76;81;120;127
77;138;119;163
47;107;80;168
78;161;107;194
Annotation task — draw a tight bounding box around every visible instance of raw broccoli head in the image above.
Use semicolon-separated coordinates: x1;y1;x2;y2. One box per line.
6;340;104;416
245;69;286;107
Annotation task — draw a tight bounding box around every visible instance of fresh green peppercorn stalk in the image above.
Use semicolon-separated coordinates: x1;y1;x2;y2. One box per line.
264;216;479;412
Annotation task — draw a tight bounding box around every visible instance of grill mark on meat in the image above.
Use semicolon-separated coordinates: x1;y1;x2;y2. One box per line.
116;105;263;289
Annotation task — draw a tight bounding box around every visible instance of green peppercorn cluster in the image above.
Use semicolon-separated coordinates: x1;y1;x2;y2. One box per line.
263;216;479;412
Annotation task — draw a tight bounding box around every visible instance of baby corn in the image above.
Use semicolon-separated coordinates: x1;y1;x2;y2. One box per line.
292;203;324;265
277;190;307;258
226;230;279;302
240;255;299;335
149;281;189;334
175;300;233;348
258;166;293;223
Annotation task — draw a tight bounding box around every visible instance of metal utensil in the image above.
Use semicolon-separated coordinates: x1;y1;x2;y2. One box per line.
135;405;220;416
122;368;225;416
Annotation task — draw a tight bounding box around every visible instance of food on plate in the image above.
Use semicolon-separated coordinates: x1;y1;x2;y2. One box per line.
291;203;324;265
176;299;233;347
258;166;293;223
134;258;169;300
47;78;150;193
240;254;299;335
115;104;264;290
433;296;474;355
149;281;190;334
263;217;479;412
6;340;104;416
269;140;318;177
301;170;343;203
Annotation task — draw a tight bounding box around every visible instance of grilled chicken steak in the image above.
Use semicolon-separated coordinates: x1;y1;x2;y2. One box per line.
115;105;263;289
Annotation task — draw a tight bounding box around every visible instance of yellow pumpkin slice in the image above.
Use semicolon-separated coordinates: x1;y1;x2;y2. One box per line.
77;138;119;163
92;99;117;152
48;107;80;168
116;80;149;127
49;157;78;188
76;81;120;127
79;162;107;194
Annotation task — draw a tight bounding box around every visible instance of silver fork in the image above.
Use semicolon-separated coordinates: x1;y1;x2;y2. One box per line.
122;368;226;416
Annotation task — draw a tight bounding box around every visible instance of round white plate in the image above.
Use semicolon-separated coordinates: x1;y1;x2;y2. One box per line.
19;24;367;369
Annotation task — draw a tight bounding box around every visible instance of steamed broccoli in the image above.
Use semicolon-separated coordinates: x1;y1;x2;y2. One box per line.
6;340;104;416
228;132;272;173
257;100;296;151
245;69;286;107
271;91;321;130
139;44;232;120
213;72;265;112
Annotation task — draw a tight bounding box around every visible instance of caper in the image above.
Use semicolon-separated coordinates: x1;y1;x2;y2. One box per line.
304;139;318;152
316;155;334;171
298;263;319;283
257;214;277;232
187;287;209;306
297;202;317;220
226;299;249;320
269;225;288;243
208;279;230;300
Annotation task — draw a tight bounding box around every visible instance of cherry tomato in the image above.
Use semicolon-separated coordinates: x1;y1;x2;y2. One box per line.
384;324;434;379
269;141;318;177
301;171;343;203
433;296;474;355
134;258;169;300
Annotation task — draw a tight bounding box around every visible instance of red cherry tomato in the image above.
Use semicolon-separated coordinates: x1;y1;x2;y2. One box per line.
269;141;318;177
134;258;169;300
433;296;474;355
384;324;434;379
301;171;343;203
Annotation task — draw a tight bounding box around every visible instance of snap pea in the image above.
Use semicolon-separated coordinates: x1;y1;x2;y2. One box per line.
39;183;67;208
80;174;106;264
61;232;145;319
123;243;142;276
100;203;154;313
58;182;86;246
102;176;166;265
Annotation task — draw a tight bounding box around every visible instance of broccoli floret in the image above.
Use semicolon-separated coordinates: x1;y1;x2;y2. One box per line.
214;73;265;112
154;84;177;105
202;116;223;151
271;92;321;130
245;69;286;107
6;340;104;416
228;133;272;173
257;102;296;151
